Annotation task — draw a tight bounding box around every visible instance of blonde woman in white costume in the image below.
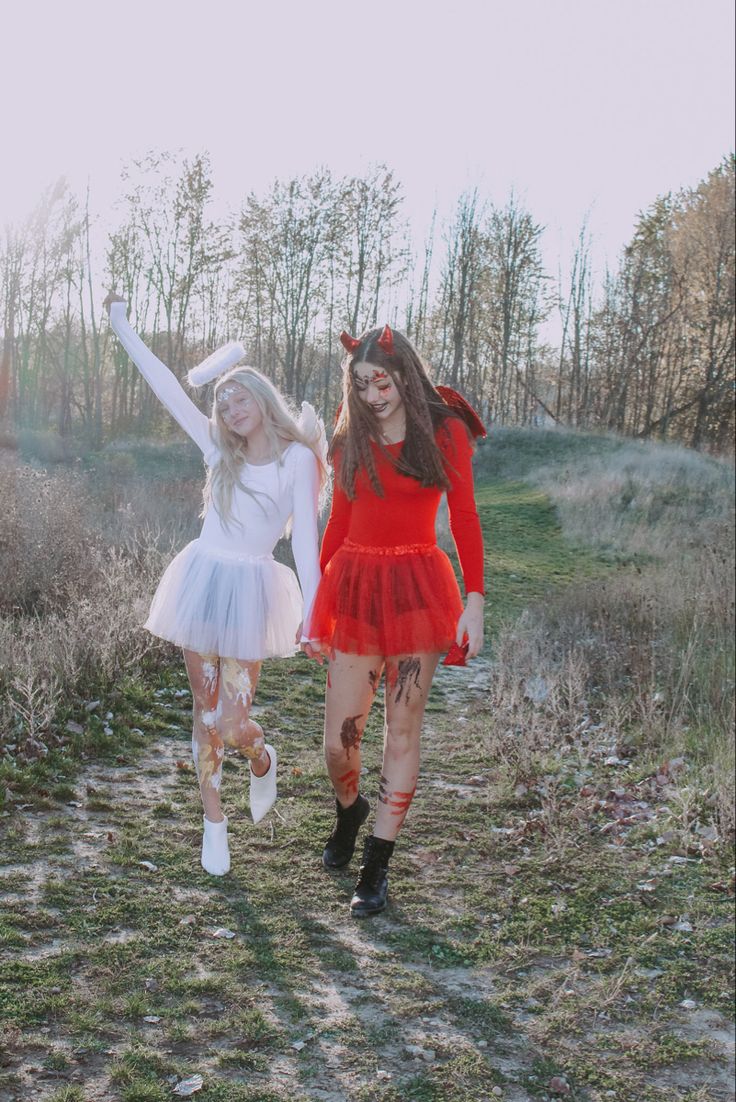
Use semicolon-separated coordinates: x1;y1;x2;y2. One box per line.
104;294;326;876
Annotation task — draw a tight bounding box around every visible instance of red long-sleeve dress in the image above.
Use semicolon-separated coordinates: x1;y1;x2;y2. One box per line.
307;414;485;656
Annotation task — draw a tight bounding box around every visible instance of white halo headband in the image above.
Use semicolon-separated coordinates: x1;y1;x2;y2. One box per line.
187;341;247;387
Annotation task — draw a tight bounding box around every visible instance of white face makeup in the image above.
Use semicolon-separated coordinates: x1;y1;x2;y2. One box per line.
217;384;263;438
352;362;405;428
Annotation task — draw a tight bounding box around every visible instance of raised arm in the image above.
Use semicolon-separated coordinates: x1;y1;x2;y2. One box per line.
105;295;213;457
289;446;322;641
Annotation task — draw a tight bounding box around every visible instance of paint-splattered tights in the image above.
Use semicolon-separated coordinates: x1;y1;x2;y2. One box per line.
183;650;267;823
323;651;441;843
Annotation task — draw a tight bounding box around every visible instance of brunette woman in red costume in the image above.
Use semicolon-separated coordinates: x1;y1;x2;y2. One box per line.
307;325;485;917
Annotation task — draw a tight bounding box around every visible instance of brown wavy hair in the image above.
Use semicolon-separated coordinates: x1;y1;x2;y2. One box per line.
330;327;467;498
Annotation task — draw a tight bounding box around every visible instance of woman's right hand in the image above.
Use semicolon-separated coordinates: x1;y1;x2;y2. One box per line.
300;639;325;665
103;291;126;315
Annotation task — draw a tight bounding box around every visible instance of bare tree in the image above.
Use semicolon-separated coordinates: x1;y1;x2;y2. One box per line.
238;170;338;401
556;220;593;425
125;151;229;371
485;195;548;423
336;166;408;336
670;158;735;448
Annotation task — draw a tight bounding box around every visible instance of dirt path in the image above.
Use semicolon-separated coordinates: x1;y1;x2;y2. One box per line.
1;654;733;1102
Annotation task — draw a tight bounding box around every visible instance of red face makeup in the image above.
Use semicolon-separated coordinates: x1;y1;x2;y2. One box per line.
352;362;404;429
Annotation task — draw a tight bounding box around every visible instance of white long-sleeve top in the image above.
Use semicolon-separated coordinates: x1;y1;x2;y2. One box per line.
108;302;321;632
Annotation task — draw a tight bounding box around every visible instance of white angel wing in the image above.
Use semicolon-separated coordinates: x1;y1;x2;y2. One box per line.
298;401;328;466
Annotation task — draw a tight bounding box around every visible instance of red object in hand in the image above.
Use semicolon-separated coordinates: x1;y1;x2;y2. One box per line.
442;640;469;667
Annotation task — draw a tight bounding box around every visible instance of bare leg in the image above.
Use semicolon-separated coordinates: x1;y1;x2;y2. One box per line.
218;657;269;777
324;651;384;807
183;649;226;823
373;652;441;842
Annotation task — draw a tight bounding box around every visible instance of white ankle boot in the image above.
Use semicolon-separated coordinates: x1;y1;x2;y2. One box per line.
201;814;230;875
250;744;278;823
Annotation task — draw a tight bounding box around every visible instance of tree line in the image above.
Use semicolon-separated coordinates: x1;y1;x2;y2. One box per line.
0;153;733;451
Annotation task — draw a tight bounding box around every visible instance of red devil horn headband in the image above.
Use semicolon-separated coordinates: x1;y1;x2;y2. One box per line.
339;325;395;356
377;324;393;354
339;331;361;353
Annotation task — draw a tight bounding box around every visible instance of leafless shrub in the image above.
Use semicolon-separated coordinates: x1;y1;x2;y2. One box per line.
483;439;734;839
7;665;61;759
710;727;735;841
0;461;104;613
0;547;165;759
0;457;179;758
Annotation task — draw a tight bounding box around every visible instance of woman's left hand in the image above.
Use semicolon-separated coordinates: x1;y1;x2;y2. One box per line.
455;592;485;658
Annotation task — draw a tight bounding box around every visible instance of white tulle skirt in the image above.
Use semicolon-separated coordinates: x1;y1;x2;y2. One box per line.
144;540;303;661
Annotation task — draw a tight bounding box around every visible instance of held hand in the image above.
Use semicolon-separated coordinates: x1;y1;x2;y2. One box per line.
103;291;126;315
455;592;485;659
300;640;325;665
296;622;325;662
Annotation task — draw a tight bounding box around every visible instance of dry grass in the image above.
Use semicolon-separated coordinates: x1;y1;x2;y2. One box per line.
0;451;186;764
479;428;735;844
533;441;733;560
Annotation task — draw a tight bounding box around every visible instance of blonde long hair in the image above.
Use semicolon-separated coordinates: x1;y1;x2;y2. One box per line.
202;366;328;530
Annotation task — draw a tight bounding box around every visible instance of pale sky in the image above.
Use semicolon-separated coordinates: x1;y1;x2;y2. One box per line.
1;0;733;288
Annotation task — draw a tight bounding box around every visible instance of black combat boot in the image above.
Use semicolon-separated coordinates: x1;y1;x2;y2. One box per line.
350;835;395;917
322;793;370;869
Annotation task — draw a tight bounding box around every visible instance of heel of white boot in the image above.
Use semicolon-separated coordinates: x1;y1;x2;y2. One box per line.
250;744;278;823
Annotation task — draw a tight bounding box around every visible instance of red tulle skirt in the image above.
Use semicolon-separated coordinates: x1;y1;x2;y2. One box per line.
308;540;463;656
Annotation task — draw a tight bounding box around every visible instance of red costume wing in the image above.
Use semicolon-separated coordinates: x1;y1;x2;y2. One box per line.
436;386;487;439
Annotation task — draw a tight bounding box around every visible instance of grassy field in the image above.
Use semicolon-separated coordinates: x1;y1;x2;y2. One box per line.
0;429;733;1102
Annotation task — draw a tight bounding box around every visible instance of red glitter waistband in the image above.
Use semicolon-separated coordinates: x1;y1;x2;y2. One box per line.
342;538;438;556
